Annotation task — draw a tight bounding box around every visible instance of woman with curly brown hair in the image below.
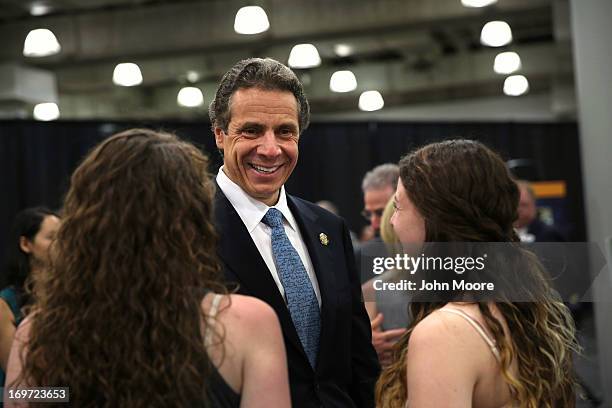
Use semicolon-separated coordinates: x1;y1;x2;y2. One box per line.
375;140;578;408
4;129;289;407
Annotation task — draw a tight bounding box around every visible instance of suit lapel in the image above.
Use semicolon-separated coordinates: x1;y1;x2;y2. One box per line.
214;188;306;359
287;196;338;369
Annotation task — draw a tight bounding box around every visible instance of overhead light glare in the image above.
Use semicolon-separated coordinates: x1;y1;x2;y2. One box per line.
358;91;384;111
494;51;522;74
23;28;61;57
288;44;321;69
234;6;270;35
461;0;497;7
112;63;143;87
186;70;200;83
33;102;59;121
30;3;52;16
334;44;353;57
503;75;529;96
480;21;513;47
177;86;204;107
329;70;357;93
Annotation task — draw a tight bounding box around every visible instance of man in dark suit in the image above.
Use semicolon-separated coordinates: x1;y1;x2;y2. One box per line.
515;180;566;243
209;58;380;407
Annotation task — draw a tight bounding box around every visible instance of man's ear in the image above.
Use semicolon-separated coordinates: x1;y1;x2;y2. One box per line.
214;127;225;151
19;236;32;254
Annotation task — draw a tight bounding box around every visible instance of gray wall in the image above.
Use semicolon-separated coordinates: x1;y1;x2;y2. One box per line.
570;0;612;405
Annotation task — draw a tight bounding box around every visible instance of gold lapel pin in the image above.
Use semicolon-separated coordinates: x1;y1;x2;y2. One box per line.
319;233;329;246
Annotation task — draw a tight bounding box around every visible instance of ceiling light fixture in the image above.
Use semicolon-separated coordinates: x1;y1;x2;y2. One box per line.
177;86;204;107
186;70;200;83
494;51;522;74
461;0;497;7
23;28;61;57
288;44;321;69
358;91;384;111
329;70;357;93
33;102;59;121
503;75;529;96
480;21;513;47
234;6;270;35
30;2;52;16
334;44;353;58
112;63;143;87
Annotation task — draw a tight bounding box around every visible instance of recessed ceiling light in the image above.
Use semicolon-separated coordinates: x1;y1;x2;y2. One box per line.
177;86;204;107
503;75;529;96
461;0;497;7
329;70;357;93
23;28;61;57
288;44;321;69
33;102;59;121
234;6;270;35
480;21;513;47
334;44;353;58
358;91;384;111
112;63;143;87
186;70;200;83
494;51;522;74
30;2;52;16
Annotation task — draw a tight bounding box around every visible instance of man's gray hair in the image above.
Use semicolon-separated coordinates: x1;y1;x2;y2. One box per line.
361;163;400;192
209;57;310;134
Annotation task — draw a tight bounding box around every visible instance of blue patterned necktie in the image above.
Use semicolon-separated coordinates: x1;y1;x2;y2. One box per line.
262;208;320;367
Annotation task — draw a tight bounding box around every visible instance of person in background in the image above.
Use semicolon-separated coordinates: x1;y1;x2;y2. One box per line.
355;164;399;284
0;207;60;385
210;57;379;407
5;129;289;408
362;198;408;366
361;164;399;237
359;225;375;243
515;180;566;242
376;140;578;408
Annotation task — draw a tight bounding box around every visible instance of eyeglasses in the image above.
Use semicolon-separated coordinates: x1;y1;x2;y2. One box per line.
361;208;384;221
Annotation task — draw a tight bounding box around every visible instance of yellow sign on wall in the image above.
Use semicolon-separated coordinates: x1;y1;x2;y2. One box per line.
531;181;567;199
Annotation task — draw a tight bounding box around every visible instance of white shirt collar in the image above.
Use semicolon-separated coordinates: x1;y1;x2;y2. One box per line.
216;166;299;233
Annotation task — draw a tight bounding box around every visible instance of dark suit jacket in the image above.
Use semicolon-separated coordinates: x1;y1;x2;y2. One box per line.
214;188;380;408
527;219;567;242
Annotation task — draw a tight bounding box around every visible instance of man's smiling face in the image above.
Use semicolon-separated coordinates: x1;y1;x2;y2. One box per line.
215;87;300;206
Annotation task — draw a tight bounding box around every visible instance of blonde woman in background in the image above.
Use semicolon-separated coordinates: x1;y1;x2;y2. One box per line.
363;197;410;366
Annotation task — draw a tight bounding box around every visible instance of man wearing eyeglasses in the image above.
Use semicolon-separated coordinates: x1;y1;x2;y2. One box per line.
361;163;399;237
356;164;399;283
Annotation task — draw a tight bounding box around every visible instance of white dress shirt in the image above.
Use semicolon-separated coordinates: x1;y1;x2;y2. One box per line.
515;227;535;243
216;167;321;306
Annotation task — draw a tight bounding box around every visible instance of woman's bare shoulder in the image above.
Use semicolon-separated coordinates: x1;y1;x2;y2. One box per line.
405;307;487;404
201;293;279;334
408;305;495;368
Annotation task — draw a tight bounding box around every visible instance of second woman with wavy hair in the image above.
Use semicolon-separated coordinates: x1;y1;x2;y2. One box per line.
5;129;289;408
375;140;578;408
